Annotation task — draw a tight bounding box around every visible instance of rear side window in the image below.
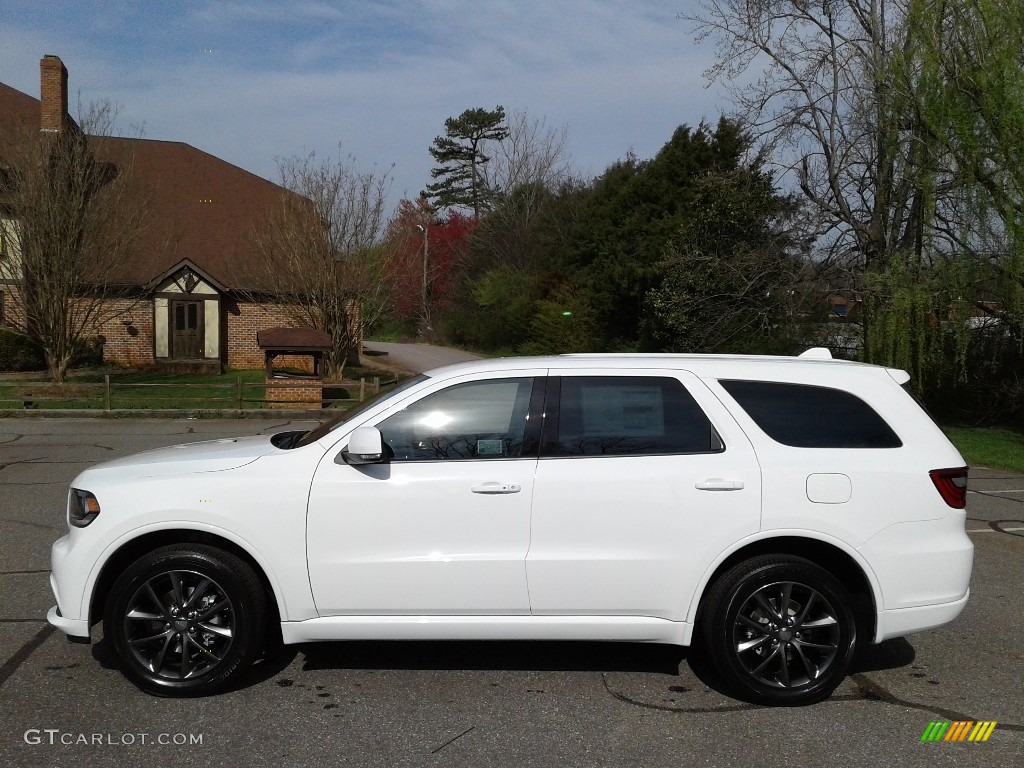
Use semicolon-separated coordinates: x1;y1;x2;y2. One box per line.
719;380;902;448
546;376;723;457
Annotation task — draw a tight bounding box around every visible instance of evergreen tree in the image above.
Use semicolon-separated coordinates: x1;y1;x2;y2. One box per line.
424;106;509;217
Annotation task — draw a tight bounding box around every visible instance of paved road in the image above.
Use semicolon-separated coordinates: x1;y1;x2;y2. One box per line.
362;341;480;374
0;419;1022;767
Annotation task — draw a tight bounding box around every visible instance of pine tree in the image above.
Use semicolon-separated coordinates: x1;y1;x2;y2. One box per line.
424;106;508;217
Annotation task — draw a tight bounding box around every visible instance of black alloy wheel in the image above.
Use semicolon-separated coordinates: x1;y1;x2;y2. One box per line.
702;555;858;706
104;544;267;696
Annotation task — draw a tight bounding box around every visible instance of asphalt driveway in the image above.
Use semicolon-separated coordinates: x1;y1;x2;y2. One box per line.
0;418;1021;767
362;341;480;374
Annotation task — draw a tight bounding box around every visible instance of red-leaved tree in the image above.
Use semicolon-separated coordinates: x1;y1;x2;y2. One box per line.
385;199;476;335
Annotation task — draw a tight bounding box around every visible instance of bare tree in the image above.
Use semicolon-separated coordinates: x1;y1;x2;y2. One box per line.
684;1;996;382
686;1;936;270
250;152;393;378
474;110;577;271
481;109;573;195
0;101;148;381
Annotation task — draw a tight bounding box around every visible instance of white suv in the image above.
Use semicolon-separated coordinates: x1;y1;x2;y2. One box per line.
47;350;972;705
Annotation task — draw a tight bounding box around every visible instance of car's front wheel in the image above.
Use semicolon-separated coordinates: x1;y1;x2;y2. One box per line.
104;544;267;696
702;555;857;706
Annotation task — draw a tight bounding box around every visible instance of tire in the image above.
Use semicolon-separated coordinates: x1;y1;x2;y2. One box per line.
701;555;857;706
104;544;267;697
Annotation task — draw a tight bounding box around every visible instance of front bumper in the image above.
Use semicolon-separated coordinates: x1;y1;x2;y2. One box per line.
46;605;90;640
48;534;92;639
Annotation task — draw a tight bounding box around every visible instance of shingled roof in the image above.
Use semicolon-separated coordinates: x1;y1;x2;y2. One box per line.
1;75;293;294
89;135;292;291
0;82;40;128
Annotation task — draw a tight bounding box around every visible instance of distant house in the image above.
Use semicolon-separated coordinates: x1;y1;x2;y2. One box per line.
0;55;358;372
827;294;859;320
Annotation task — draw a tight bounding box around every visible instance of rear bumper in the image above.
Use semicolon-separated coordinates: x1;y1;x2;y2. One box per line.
875;589;970;642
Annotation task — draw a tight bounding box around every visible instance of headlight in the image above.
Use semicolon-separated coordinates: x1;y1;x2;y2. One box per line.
69;489;101;528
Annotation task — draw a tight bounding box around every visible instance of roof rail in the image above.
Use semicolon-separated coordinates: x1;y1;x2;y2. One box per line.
797;347;834;360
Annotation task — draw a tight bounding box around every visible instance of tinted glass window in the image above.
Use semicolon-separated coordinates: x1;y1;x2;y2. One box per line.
720;380;902;448
550;376;722;457
377;377;536;461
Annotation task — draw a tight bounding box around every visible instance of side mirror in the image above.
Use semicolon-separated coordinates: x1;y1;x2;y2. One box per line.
338;426;386;465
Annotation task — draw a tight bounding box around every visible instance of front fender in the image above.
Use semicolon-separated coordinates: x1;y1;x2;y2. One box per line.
80;520;316;628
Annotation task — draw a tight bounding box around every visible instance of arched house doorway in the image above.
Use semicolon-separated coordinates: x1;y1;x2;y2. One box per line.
148;260;224;374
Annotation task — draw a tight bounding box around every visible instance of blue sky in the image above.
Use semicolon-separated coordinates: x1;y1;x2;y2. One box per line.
1;1;727;212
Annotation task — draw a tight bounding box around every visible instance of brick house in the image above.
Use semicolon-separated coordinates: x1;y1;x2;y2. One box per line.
0;55;359;373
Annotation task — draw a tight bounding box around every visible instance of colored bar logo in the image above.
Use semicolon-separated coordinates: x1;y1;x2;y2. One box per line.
921;721;997;742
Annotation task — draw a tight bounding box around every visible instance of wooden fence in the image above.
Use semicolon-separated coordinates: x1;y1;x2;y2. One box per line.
0;375;399;411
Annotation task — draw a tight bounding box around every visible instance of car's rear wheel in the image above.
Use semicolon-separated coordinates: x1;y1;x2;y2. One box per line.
104;544;267;696
702;555;857;706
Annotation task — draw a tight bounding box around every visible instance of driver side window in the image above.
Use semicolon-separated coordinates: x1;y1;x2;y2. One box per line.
376;377;537;461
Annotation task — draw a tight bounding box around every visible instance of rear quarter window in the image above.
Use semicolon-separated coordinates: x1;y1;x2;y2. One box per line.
719;380;902;448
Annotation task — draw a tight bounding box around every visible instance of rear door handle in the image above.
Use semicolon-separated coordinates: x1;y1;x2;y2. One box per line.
472;482;522;494
695;478;745;491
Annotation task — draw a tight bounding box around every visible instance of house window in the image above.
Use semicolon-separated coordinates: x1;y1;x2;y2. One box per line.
0;291;4;326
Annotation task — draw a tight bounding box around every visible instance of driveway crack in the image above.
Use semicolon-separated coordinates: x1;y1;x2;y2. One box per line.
851;673;1024;731
600;672;1024;730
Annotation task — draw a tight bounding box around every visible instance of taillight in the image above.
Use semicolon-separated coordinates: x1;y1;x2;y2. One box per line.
930;468;968;509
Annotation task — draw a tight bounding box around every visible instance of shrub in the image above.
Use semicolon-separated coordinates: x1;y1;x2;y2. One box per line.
0;328;45;372
71;335;105;368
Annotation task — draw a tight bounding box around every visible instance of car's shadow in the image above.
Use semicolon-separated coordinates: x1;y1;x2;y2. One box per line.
852;637;916;673
293;635;916;699
92;633;917;699
297;639;687;675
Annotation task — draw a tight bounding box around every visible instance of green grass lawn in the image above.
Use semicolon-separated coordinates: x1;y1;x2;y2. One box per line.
0;366;397;411
943;426;1024;474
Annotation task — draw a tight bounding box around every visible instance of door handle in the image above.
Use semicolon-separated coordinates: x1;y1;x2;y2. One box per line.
471;482;522;494
695;478;745;491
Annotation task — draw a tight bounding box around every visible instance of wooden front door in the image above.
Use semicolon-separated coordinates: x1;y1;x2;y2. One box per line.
171;300;203;359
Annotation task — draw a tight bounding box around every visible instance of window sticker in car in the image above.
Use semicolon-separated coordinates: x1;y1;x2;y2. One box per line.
476;439;503;456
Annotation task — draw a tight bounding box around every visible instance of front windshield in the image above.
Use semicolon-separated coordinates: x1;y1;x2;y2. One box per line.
293;374;428;448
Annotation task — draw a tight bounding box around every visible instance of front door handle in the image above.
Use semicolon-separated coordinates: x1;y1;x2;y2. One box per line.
471;482;522;494
695;478;745;491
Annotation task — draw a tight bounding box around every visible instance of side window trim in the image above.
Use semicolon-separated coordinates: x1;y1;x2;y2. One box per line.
539;375;561;457
520;375;548;458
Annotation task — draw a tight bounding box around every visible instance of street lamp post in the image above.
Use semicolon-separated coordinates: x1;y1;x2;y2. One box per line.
415;223;430;334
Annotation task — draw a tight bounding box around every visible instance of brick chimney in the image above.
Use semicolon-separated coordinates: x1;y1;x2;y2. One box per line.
40;54;69;133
